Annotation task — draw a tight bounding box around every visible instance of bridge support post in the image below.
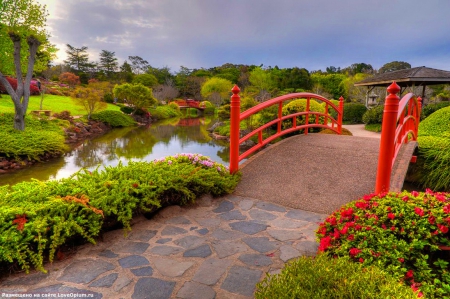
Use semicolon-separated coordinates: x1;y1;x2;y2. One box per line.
229;85;241;174
338;96;344;134
375;82;400;193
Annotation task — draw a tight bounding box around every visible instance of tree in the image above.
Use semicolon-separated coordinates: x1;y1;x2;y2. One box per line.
128;55;149;74
59;72;80;89
98;49;118;78
119;60;133;82
64;44;90;73
113;83;156;112
71;85;107;119
152;79;179;102
379;61;411;73
249;67;276;101
0;0;50;130
311;73;347;99
132;73;158;88
147;65;173;84
201;77;233;107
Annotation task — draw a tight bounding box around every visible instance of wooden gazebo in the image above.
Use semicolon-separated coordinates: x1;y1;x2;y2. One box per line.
354;66;450;106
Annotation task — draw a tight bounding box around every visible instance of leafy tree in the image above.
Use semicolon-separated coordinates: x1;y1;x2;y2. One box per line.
71;86;107;119
113;83;156;112
147;65;173;84
379;61;411;73
132;73;158;88
311;73;347;100
0;0;51;130
128;55;149;74
340;73;373;103
343;63;374;75
64;44;91;73
98;50;118;78
59;72;80;89
119;60;133;82
152;79;179;102
249;67;276;101
201;77;233;107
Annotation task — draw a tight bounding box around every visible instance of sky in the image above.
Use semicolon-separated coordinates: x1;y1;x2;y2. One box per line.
36;0;450;73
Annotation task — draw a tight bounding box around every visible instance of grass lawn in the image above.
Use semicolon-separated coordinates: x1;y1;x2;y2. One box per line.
0;94;120;116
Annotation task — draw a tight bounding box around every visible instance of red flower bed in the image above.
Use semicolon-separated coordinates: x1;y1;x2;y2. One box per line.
0;77;41;95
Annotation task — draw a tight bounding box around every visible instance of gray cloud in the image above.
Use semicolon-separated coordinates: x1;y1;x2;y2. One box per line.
44;0;450;72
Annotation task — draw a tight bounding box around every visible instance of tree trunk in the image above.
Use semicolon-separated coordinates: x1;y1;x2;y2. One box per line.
14;107;26;131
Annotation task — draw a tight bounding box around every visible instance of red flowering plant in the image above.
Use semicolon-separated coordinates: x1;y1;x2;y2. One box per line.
316;190;450;298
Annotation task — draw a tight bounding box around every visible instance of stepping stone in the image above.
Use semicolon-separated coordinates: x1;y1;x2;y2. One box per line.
128;230;157;242
211;240;248;258
132;277;175;299
220;210;247;220
221;266;262;296
190;226;198;230
153;258;194;277
161;225;188;236
112;241;149;254
131;266;154;276
150;245;183;256
242;237;279;253
239;199;254;211
177;281;216;299
192;258;233;285
156;238;172;244
30;285;102;299
118;255;149;268
256;202;286;212
89;273;118;288
211;229;244;240
213;200;234;213
114;275;132;292
296;240;319;256
285;210;326;223
196;228;209;235
270;218;309;229
248;209;278;221
2;272;48;286
165;216;192;225
280;245;301;262
57;259;115;284
183;244;212;258
239;254;273;267
196;218;221;228
98;249;118;258
267;229;305;241
173;235;205;249
229;221;268;235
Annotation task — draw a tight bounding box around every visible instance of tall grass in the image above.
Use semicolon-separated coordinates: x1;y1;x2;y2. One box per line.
417;135;450;191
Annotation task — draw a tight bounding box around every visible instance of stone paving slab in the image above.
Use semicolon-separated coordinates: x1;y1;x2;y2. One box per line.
0;194;327;299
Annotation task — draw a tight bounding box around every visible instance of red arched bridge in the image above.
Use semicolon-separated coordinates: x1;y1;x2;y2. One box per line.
229;82;422;214
172;99;206;111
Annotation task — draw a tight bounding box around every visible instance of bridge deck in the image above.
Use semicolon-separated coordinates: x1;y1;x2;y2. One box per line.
234;134;382;214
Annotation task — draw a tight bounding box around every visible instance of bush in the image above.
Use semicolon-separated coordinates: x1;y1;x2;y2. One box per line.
0;154;240;272
149;105;182;119
0;77;40;95
91;110;136;127
218;104;230;120
119;106;134;114
418;106;450;138
168;102;180;111
319;127;353;136
421;101;450;119
282;99;325;130
417;135;450;191
103;92;114;103
255;254;417;299
316;190;450;298
362;105;384;124
343;103;367;124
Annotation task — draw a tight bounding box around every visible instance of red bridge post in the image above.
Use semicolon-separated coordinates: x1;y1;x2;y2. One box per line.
375;82;400;193
338;96;344;134
229;85;241;174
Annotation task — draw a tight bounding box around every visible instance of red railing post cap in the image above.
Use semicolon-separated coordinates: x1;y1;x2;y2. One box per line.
387;81;401;95
232;85;240;94
339;96;344;101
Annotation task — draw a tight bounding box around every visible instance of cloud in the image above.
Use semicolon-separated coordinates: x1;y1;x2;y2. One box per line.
38;0;450;72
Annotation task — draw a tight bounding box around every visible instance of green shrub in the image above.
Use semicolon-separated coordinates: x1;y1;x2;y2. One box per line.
255;254;417;299
417;135;450;191
343;103;367;124
149;105;182;119
319;127;352;136
316;190;450;298
362;105;384;124
418;105;450;137
0;114;68;160
365;123;382;132
91;110;136;127
422;101;450;119
119;105;134;114
0;154;240;272
168;102;180;111
218;104;230;120
282;99;325;130
322;99;340;120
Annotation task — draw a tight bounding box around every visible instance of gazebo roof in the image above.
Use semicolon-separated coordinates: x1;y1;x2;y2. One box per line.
354;66;450;87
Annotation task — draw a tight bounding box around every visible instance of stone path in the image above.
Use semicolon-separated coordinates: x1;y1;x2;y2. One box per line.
0;194;326;299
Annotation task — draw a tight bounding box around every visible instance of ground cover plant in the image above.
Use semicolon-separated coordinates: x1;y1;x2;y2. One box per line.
316;190;450;298
255;254;417;299
90;110;136;127
0;154;240;273
0;113;69;160
149;105;182;119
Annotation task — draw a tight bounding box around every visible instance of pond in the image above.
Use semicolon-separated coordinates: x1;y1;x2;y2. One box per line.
0;115;231;186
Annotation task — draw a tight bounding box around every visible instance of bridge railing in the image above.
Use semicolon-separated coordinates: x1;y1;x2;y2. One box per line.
375;82;422;193
229;85;344;174
172;99;202;108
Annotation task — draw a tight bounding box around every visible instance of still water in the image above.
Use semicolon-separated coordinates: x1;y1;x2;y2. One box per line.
0;116;231;186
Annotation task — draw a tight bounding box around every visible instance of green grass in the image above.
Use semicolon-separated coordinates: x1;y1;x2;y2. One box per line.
0;94;120;115
365;123;382;132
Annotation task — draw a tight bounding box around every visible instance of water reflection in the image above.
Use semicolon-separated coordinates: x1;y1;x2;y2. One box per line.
0;116;230;186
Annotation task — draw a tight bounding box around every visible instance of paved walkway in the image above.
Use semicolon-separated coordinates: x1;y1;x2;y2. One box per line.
0;194;326;299
342;124;381;138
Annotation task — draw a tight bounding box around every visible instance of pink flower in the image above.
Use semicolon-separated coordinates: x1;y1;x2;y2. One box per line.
349;248;362;257
340;226;348;235
317;226;327;236
414;207;424;217
402;196;409;202
444;205;450;214
411;191;419;197
425;188;434;195
436;193;446;202
347;234;354;241
388;213;395;220
326;217;337;225
341;208;354;218
398;258;404;263
405;270;414;280
359;258;364;263
438;224;449;234
355;201;369;209
355;224;362;231
318;236;332;252
381;224;387;230
428;215;436;224
390;226;396;231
